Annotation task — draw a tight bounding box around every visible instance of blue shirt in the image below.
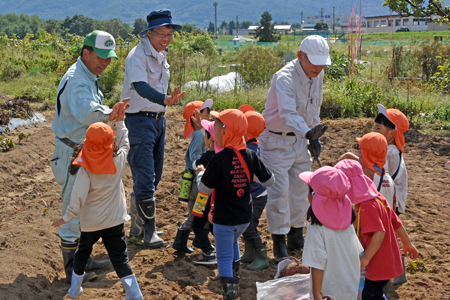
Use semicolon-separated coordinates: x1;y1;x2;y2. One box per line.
51;57;112;143
247;141;267;198
185;130;205;170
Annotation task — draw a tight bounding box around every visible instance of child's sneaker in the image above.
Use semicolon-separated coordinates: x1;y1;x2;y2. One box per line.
193;251;217;265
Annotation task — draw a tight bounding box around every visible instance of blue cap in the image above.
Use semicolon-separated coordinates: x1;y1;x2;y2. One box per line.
139;9;181;35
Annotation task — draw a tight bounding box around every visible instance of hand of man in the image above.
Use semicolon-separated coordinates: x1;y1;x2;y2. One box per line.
306;123;328;140
308;139;322;159
164;86;186;106
109;98;130;120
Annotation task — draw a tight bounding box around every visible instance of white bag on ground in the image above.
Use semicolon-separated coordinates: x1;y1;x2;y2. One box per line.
256;273;310;300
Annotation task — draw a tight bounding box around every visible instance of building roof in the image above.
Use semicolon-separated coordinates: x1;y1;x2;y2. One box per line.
248;24;292;30
274;25;292;30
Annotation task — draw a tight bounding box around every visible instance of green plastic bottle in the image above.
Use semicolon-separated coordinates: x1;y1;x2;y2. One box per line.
178;168;194;202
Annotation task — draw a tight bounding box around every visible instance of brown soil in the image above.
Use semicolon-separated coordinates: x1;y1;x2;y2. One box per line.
0;107;450;300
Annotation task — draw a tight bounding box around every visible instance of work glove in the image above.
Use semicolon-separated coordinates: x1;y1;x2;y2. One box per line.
306;123;328;166
308;139;322;159
306;123;329;141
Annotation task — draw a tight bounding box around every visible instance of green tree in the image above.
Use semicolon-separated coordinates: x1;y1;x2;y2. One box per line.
314;21;329;30
44;19;61;34
255;11;280;42
384;0;450;24
228;20;236;35
132;18;147;35
220;21;228;29
239;20;252;29
207;21;215;34
181;23;196;33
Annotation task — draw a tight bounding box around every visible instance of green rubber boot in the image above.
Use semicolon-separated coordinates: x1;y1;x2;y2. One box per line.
240;239;254;263
246;242;269;271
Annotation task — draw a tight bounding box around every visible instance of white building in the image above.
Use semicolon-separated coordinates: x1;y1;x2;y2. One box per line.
305;14;353;27
365;14;448;33
247;24;292;34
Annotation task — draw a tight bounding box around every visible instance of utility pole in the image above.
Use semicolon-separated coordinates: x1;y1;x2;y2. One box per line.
333;6;335;32
301;11;303;27
213;2;218;39
236;15;239;37
320;8;324;23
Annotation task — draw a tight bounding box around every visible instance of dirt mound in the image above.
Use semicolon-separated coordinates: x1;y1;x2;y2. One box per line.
0;112;449;299
0;99;34;126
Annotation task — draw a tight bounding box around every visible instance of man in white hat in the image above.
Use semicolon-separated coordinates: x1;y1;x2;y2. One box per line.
259;35;331;262
51;30;130;283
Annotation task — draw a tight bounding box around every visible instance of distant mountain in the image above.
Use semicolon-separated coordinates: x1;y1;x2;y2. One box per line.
0;0;390;28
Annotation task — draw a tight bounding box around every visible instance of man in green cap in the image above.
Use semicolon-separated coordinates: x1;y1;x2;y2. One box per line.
50;30;129;284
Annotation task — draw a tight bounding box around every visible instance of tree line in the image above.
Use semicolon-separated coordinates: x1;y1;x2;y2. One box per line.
0;12;303;39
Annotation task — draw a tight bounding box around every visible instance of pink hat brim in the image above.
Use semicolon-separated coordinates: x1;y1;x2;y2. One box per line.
312;194;352;230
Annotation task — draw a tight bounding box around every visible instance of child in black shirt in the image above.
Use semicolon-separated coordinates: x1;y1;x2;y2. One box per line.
196;109;274;300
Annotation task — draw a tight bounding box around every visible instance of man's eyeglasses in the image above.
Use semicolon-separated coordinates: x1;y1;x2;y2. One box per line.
151;30;174;39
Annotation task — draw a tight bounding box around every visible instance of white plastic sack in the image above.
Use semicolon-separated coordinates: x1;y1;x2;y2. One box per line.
0;113;46;132
183;72;243;93
256;273;311;300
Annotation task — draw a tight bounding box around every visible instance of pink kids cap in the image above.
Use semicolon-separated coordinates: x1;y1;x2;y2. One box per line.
334;159;378;204
201;119;223;153
446;161;450;170
299;166;352;230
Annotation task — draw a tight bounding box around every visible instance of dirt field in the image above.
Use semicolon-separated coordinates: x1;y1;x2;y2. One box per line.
0;103;450;300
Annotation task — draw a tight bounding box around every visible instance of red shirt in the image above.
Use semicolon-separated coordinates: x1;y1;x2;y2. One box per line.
356;194;403;281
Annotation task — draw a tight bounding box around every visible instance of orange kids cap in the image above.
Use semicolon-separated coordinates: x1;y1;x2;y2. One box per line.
377;104;409;153
238;104;255;114
73;122;116;174
183;101;203;139
218;109;248;150
244;111;265;143
357;132;387;176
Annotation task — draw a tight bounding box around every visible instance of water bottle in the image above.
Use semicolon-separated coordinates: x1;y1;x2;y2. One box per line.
192;191;209;217
178;168;194;202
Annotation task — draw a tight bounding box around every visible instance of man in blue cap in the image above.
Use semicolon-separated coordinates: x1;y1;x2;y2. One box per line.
121;9;186;248
51;30;129;283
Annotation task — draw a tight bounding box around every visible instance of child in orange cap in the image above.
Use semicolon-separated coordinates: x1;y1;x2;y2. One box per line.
358;132;396;210
375;104;409;215
240;110;270;271
196;109;274;299
52;104;144;300
340;105;410;215
174;99;213;253
340;132;396;211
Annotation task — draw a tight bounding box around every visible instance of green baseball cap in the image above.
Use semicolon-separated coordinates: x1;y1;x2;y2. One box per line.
83;30;118;59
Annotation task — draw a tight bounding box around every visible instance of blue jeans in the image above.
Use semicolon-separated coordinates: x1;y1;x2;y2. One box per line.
125;114;166;202
214;223;249;278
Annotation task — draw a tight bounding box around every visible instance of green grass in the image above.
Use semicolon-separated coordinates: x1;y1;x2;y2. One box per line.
362;30;450;42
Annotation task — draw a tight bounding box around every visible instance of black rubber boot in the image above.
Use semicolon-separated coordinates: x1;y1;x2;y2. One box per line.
172;227;194;253
60;240;96;284
85;255;112;272
220;276;239;300
232;260;240;278
137;199;165;248
240;239;254;263
129;192;144;239
271;234;289;263
287;227;304;251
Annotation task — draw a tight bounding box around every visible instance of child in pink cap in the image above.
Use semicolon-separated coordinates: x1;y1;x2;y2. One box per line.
334;159;418;300
299;166;363;300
